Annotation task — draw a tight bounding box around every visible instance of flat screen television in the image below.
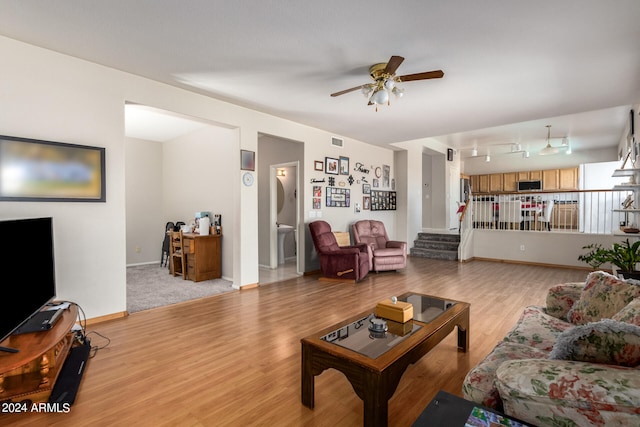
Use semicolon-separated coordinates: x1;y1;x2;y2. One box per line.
0;217;56;350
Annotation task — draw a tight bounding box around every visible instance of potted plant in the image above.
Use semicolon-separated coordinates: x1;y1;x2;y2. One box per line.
578;239;640;279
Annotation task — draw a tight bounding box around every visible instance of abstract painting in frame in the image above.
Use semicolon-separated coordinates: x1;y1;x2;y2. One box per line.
241;149;255;171
0;134;106;202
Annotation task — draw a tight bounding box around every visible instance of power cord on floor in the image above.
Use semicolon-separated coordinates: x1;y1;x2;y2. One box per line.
56;300;112;358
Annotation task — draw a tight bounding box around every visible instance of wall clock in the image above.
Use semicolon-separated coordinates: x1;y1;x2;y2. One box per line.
242;172;254;186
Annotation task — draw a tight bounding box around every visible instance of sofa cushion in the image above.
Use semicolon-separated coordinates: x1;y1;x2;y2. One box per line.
549;319;640;367
495;359;640;427
545;282;584;319
462;341;549;410
567;271;640;325
503;306;573;352
612;298;640;326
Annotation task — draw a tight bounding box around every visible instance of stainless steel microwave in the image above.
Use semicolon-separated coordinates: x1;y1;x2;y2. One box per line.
517;180;542;191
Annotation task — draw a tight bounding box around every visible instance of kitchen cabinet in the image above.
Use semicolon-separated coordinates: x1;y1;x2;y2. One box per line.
471;175;489;193
529;170;543;180
469;167;578;194
542;169;559;190
489;174;503;192
559;167;579;190
503;172;518;192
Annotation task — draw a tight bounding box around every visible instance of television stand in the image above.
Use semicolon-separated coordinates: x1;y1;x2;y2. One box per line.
0;304;78;403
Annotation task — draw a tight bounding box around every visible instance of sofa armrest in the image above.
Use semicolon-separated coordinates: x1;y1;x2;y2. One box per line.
545;282;584;320
495;359;640;427
386;240;407;251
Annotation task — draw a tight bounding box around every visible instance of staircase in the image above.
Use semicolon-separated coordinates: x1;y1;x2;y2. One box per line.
410;232;460;261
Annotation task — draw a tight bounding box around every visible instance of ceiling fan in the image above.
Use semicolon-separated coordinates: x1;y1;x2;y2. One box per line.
330;55;444;111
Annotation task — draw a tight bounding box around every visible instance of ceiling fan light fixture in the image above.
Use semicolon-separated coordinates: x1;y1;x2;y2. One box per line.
361;85;373;97
539;124;561;155
370;88;389;105
540;143;560;155
384;78;395;90
392;86;404;98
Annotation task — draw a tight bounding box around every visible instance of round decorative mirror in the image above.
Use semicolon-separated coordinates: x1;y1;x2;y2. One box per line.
277;178;285;213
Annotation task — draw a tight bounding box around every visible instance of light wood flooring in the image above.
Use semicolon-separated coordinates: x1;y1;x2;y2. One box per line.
2;257;588;426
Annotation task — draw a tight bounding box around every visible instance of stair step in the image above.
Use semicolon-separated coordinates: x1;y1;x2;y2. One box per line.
410;247;458;261
413;239;459;250
411;232;459;261
416;232;460;243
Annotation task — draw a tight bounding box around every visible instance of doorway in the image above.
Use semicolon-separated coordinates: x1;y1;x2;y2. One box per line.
257;134;303;284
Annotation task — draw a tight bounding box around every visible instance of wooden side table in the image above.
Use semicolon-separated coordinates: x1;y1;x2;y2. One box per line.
0;304;78;403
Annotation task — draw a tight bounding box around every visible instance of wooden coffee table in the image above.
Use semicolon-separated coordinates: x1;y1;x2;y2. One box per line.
301;292;470;427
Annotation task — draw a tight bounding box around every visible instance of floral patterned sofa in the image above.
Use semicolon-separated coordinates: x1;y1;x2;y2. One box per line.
462;271;640;427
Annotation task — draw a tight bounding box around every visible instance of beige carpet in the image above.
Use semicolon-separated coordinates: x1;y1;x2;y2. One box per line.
126;264;235;313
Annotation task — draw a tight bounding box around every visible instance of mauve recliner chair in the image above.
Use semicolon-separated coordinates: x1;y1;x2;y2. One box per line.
309;220;369;282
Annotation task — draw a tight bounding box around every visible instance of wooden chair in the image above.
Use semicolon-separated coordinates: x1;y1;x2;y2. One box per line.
170;230;187;279
536;200;555;231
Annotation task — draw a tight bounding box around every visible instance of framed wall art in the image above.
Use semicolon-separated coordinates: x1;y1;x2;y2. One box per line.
241;149;255;171
0;134;106;202
326;186;350;207
382;164;390;187
370;190;396;211
339;156;349;175
312;185;322;209
314;160;323;171
325;157;339;175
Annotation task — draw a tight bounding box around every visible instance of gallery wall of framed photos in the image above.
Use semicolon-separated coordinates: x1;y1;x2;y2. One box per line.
310;146;395;212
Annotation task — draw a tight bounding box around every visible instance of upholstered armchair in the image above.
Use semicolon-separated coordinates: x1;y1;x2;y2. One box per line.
308;220;369;282
352;220;407;272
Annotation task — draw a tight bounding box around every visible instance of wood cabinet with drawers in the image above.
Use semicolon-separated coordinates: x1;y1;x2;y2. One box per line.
183;232;222;282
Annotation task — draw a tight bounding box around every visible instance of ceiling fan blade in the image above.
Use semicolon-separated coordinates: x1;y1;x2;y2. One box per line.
330;85;365;97
397;70;444;82
383;56;404;75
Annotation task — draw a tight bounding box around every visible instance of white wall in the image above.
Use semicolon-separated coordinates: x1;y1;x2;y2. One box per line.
125;137;163;266
472;229;631;269
302;137;397;271
0;36;399;319
162;125;236;279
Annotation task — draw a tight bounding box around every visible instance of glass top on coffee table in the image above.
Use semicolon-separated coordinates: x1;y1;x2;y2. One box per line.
319;293;458;359
320;313;422;359
400;294;457;323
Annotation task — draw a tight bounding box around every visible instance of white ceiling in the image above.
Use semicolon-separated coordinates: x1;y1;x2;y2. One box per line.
1;1;639;155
